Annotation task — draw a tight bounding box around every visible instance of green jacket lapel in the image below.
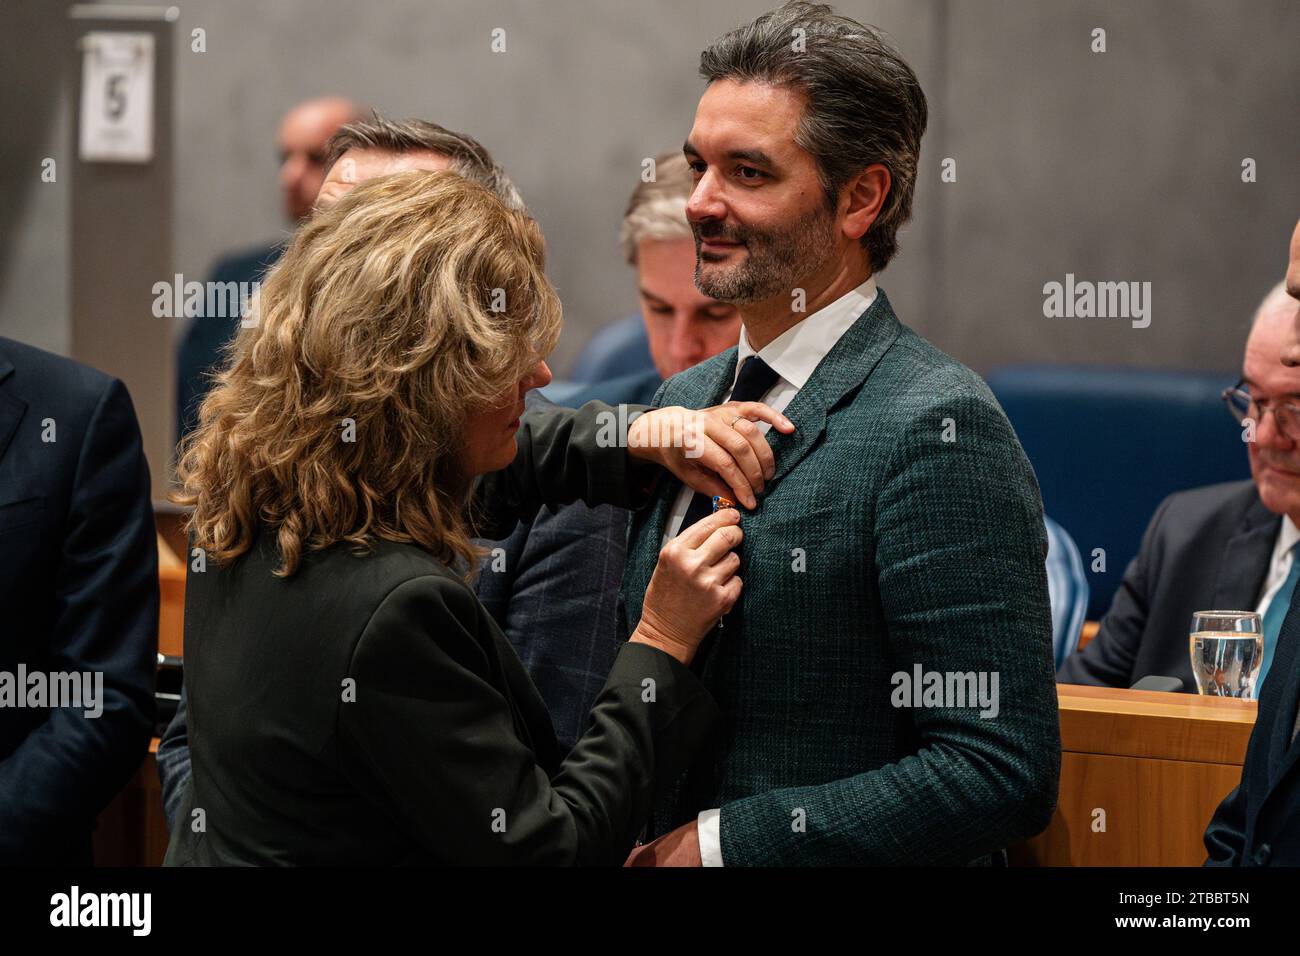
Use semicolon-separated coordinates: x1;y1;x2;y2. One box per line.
625;288;901;629
765;287;903;489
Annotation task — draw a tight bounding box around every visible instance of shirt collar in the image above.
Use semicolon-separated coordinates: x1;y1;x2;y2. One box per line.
734;276;878;390
1277;515;1300;561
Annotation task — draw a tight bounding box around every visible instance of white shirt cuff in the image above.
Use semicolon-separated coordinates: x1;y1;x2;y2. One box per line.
697;808;723;867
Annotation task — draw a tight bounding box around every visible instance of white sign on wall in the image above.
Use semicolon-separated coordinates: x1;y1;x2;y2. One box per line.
78;32;155;163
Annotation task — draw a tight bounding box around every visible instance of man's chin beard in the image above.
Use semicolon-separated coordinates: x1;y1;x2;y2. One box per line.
695;259;795;305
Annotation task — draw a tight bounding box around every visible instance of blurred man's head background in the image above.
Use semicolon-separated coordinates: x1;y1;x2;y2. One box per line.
622;151;739;379
277;96;364;222
1280;218;1300;368
177;108;522;443
1232;280;1300;521
318;112;525;212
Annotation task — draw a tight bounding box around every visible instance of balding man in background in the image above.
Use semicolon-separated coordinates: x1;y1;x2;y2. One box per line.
1059;280;1300;696
175;96;362;442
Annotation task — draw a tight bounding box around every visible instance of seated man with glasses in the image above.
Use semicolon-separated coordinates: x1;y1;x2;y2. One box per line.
1059;282;1300;695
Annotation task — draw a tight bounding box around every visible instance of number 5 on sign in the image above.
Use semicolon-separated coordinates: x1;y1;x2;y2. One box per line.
79;32;154;163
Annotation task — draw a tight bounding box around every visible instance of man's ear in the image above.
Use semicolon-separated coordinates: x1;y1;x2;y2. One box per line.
840;163;890;242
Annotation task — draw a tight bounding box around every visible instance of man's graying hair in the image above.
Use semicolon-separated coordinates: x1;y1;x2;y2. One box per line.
621;151;694;265
699;1;927;272
324;111;525;212
1249;280;1293;331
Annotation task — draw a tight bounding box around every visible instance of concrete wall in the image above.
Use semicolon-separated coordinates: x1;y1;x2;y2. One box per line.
0;1;74;355
2;0;1297;417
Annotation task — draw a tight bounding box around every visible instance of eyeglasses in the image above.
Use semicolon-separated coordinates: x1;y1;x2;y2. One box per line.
1221;381;1300;442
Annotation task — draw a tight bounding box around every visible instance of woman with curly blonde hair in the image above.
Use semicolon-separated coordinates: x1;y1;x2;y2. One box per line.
163;170;791;866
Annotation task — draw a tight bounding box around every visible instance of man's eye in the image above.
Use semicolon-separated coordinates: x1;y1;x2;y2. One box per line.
737;166;765;180
648;304;672;315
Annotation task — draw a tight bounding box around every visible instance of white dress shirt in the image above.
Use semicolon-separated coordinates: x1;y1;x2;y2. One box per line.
666;276;878;865
661;277;879;545
1254;515;1300;617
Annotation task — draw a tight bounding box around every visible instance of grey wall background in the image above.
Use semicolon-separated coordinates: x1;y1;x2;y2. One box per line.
2;0;1298;478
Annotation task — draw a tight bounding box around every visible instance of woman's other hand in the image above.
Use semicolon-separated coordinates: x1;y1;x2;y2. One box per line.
630;508;743;665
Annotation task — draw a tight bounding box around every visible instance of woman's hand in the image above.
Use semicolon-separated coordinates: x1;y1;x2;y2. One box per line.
627;402;795;509
630;509;743;666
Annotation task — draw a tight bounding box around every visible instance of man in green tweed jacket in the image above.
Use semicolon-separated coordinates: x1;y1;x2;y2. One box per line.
621;3;1060;866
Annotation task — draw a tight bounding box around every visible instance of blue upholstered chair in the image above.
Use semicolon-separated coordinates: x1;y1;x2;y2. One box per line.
1045;515;1089;667
987;365;1249;620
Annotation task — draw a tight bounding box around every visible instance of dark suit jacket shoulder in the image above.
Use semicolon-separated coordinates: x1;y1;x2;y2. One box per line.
0;337;157;864
166;403;716;866
474;392;630;755
564;369;663;409
1058;479;1273;690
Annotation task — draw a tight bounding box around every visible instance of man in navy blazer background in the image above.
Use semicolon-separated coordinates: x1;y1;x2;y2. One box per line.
0;337;157;865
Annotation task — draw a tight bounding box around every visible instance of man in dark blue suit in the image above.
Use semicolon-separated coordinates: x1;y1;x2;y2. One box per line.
1205;218;1300;866
495;150;746;747
473;389;632;751
0;337;157;865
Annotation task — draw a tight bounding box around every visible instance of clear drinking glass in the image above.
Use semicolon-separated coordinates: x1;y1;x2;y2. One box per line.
1188;611;1264;698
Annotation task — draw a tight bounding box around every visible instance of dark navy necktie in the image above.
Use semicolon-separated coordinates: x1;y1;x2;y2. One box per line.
676;355;781;676
678;355;782;534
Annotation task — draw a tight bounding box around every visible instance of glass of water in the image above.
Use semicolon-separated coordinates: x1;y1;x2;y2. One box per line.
1189;611;1264;698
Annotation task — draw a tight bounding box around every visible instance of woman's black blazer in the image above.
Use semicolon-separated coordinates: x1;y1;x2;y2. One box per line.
164;403;718;865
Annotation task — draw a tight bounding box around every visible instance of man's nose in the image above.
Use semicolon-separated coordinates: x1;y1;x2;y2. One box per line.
669;317;703;365
686;169;726;224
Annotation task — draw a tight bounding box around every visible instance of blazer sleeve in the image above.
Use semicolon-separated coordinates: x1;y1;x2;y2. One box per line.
0;378;157;859
480;503;630;754
156;685;192;834
335;574;719;865
719;385;1061;865
1057;495;1172;688
469;401;657;541
1203;780;1247;866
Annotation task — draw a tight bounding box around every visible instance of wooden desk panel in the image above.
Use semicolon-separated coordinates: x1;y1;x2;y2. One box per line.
1011;684;1256;866
1056;683;1256;763
157;529;186;659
